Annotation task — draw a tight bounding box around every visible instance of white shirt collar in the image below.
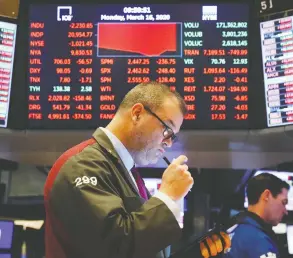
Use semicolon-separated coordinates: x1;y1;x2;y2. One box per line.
99;127;134;171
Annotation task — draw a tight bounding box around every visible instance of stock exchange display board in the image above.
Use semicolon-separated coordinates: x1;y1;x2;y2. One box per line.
261;16;293;127
0;20;17;128
26;4;251;129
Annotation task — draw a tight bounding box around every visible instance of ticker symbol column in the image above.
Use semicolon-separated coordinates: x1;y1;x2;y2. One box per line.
182;22;202;121
28;22;45;121
99;58;115;120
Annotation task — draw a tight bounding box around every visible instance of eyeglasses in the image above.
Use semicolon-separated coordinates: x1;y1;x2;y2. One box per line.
144;106;177;142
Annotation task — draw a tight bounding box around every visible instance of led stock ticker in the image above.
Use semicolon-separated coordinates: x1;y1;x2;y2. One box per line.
261;16;293;127
27;4;250;129
0;21;17;128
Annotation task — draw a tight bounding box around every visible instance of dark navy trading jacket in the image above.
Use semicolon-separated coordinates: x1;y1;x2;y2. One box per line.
223;211;280;258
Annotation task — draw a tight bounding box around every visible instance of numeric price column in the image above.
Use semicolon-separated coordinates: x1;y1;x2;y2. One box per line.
202;49;227;121
155;58;177;92
127;58;151;85
221;22;249;122
28;22;45;121
69;23;94;122
49;59;71;121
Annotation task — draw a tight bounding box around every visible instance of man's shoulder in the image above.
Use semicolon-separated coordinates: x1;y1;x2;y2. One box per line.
225;219;278;258
229;219;274;245
50;138;111;179
230;222;262;237
45;138;115;197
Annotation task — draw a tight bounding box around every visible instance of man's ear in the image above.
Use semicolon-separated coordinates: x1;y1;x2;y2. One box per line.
131;103;144;122
262;189;271;202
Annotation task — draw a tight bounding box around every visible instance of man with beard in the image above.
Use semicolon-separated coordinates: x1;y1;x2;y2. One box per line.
224;173;289;258
44;82;229;258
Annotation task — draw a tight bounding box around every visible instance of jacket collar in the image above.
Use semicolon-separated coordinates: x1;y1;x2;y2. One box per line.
244;211;275;234
92;128;120;160
92;128;141;197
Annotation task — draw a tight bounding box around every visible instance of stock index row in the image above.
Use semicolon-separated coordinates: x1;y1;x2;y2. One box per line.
27;4;250;129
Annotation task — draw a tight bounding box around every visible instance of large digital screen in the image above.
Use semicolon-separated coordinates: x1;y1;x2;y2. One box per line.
244;170;293;211
260;16;293;127
0;21;17;128
26;4;251;129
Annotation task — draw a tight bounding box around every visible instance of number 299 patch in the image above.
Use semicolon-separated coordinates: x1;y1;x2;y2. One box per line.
74;176;97;187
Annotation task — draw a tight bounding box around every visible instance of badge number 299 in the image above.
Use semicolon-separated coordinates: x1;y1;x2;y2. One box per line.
75;176;97;187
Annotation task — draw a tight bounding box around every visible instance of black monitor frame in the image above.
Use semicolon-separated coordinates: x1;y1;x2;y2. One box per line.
0;16;19;129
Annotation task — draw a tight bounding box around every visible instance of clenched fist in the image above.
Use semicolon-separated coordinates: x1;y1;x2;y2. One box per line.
159;155;194;201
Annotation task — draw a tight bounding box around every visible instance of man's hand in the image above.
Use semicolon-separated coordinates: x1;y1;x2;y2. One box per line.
200;231;231;258
159;155;194;201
